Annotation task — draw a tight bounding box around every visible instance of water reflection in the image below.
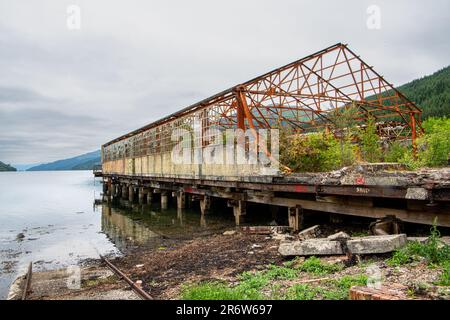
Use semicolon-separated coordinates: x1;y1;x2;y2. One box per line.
99;200;235;252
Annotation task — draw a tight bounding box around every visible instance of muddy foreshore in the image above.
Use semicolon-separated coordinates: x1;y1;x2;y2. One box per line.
8;223;450;300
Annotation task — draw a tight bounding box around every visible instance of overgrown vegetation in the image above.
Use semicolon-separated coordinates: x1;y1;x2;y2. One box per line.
279;116;450;172
181;257;356;300
387;222;450;286
397;66;450;119
279;131;342;172
415;117;450;167
437;262;450;286
388;223;450;267
297;256;343;275
358;116;382;163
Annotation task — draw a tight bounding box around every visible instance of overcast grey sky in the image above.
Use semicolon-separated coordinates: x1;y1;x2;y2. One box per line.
0;0;448;164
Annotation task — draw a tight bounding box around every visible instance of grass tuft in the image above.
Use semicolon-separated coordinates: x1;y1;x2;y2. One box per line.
297;257;343;275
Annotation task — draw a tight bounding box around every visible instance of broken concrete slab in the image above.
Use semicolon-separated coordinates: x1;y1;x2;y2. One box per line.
327;231;350;241
407;236;428;243
347;234;407;254
240;226;289;235
272;233;295;241
278;234;407;256
279;239;343;256
298;225;321;240
240;226;272;234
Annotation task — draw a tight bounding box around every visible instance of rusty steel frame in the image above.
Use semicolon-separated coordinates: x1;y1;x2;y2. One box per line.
102;43;422;162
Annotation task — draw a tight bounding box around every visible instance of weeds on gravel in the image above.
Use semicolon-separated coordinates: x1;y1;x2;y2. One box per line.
436;262;450;286
181;282;249;300
285;275;368;300
286;284;321;300
297;257;343;275
265;265;299;279
388;222;450;267
182;257;348;300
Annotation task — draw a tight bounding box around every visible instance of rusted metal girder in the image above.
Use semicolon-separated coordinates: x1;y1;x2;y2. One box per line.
102;43;422;163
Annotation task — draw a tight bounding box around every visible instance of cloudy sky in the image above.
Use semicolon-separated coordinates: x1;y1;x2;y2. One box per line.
0;0;448;164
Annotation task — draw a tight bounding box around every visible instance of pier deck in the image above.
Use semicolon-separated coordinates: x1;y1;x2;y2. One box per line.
100;164;450;228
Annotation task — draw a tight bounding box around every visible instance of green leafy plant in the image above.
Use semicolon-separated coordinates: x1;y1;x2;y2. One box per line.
359;116;382;163
436;262;450;286
286;284;321;300
384;141;408;163
388;220;450;266
416;117;450;167
297;256;343;275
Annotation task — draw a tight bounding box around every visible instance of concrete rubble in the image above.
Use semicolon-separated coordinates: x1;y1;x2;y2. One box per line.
240;226;290;235
298;225;321;240
279;234;407;256
281;164;450;190
327;231;351;241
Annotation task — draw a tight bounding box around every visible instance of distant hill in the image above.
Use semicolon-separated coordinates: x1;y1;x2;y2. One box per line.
397;66;450;119
27;150;101;171
14;163;41;171
0;161;17;172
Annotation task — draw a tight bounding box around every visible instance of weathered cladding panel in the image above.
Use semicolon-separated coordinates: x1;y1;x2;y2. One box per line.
101;100;251;178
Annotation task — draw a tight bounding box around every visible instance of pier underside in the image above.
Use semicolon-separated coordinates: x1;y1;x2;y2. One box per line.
101;165;450;228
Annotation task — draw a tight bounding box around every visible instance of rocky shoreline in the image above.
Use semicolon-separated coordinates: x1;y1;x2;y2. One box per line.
8;224;450;300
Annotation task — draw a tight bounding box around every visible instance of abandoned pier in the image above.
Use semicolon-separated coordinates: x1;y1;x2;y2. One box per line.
98;43;449;229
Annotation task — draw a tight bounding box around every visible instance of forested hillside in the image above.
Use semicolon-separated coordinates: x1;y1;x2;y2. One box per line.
27;150;100;171
397;66;450;119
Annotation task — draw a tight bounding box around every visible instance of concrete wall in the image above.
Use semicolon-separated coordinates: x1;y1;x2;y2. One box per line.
102;152;272;180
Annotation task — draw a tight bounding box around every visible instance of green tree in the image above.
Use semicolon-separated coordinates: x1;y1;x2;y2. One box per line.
384;141;407;163
416;117;450;167
359;116;381;163
329;103;359;166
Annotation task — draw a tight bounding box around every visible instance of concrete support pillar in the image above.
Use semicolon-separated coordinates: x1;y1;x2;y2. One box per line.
146;191;153;204
111;184;117;198
199;195;211;215
138;187;145;205
121;185;128;200
329;213;343;224
232;200;246;226
106;180;112;196
128;185;135;203
177;191;186;209
161;191;168;210
200;213;207;227
288;206;304;232
270;205;279;221
177;208;184;226
186;194;192;208
103;203;111;216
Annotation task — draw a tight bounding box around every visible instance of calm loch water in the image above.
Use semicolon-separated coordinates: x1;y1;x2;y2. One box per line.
0;171;236;299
